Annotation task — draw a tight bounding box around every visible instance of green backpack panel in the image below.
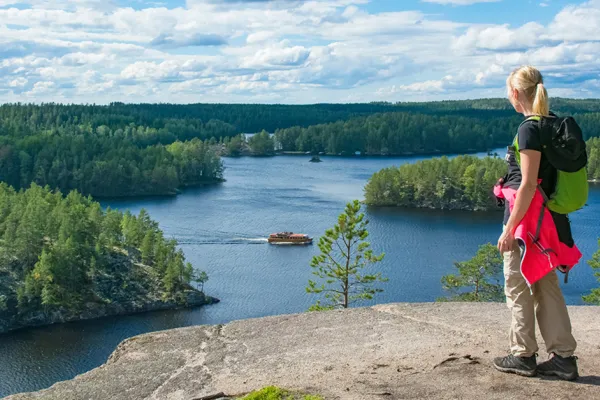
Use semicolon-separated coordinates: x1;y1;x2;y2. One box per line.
514;115;588;214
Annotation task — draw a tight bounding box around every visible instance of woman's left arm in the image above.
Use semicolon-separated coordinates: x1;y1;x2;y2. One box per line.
498;149;541;252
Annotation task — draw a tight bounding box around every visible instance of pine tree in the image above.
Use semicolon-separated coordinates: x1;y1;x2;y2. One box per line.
307;200;386;311
439;243;504;302
141;231;155;264
183;262;194;285
163;260;179;295
193;270;209;292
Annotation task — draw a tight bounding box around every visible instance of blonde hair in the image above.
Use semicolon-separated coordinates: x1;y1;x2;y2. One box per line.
506;65;549;116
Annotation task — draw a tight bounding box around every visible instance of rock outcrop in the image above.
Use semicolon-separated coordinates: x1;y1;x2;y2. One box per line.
0;250;218;334
8;303;600;399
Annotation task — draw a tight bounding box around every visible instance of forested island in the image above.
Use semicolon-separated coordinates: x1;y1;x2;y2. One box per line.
364;156;506;211
0;184;213;334
365;139;600;211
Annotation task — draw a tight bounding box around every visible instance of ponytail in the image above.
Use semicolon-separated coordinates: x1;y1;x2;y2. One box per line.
507;66;550;116
533;83;549;116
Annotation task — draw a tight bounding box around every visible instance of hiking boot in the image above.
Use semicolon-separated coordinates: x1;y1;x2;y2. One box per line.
493;354;537;377
537;354;579;381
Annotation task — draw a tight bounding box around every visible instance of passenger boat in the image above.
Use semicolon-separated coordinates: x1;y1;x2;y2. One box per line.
268;232;313;245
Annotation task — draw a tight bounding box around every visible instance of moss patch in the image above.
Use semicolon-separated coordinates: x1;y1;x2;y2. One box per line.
238;386;323;400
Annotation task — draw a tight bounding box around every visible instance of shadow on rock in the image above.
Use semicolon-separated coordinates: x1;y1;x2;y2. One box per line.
539;375;600;386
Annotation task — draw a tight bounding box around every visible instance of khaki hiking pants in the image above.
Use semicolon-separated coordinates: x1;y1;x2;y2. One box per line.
503;240;577;358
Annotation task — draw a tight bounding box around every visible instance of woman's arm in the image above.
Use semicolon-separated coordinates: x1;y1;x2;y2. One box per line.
498;149;541;252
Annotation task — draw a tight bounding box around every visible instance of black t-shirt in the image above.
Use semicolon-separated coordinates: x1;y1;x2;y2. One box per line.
503;116;574;246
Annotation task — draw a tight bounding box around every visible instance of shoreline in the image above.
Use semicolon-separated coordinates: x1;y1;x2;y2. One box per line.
0;292;220;335
221;148;501;159
93;180;226;200
364;203;502;212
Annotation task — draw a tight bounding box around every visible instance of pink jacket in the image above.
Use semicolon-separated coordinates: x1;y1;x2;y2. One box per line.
494;184;582;286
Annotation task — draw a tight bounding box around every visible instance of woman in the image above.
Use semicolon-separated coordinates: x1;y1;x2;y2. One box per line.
493;66;579;380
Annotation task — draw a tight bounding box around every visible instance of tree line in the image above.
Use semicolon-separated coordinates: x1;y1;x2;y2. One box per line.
274;112;520;156
0;103;397;136
0;184;208;324
271;99;600;156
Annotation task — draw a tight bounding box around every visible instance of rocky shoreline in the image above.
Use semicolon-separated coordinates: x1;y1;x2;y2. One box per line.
0;289;219;335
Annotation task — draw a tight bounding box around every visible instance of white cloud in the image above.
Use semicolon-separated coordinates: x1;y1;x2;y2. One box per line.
59;52;113;66
8;77;28;88
26;81;55;96
240;43;310;69
453;22;545;51
547;0;600;42
246;31;277;44
119;59;210;82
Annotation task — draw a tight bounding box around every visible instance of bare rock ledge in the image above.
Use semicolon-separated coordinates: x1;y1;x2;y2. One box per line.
8;303;600;400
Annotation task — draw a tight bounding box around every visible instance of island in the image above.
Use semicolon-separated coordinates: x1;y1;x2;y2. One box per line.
364;155;507;211
0;184;215;334
365;138;600;211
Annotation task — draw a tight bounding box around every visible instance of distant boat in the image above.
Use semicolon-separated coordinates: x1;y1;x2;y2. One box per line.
268;232;313;245
309;155;322;163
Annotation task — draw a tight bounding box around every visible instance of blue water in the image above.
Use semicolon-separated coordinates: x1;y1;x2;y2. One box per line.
1;151;599;398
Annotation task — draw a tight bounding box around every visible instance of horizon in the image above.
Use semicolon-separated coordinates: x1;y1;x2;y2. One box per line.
1;96;600;106
2;1;600;104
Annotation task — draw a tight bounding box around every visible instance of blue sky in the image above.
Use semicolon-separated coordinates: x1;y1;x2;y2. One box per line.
1;0;599;103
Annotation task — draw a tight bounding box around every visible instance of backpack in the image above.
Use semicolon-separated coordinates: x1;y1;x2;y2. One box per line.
514;115;589;214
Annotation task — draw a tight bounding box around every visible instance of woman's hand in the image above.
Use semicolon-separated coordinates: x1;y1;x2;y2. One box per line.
498;230;515;253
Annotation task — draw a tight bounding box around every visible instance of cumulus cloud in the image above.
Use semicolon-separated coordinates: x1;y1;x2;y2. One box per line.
119;59;211;82
453;22;545;51
240;43;310;69
547;0;600;42
9;77;28;88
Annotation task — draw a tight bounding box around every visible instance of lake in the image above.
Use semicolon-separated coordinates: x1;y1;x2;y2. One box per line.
1;151;599;398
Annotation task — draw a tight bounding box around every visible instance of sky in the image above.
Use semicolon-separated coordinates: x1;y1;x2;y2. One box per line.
1;0;600;104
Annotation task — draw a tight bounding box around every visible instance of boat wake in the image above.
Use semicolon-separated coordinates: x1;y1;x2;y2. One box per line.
177;237;268;245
